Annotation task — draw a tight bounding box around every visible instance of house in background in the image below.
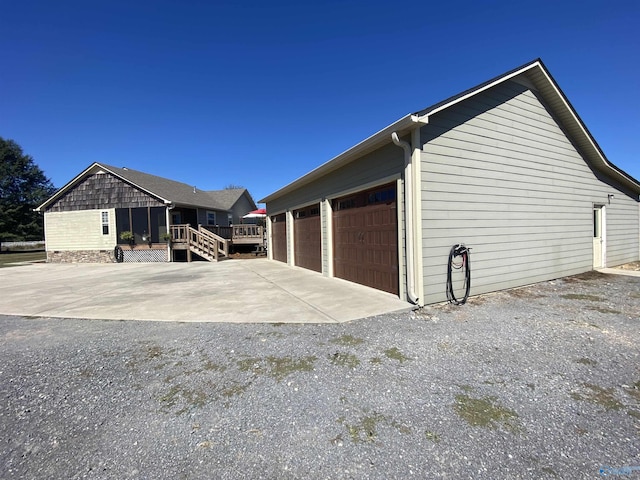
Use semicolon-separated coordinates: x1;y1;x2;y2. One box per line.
260;59;640;306
36;163;257;263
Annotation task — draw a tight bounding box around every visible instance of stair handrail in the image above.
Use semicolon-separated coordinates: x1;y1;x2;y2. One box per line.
186;226;215;261
198;225;229;257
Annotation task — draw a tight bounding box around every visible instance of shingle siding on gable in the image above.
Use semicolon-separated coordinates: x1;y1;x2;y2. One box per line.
46;173;164;212
419;80;639;304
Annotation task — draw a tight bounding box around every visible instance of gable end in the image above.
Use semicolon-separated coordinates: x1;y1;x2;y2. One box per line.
46;172;165;212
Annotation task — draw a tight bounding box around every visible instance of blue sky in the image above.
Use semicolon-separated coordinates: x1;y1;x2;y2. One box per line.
2;0;638;204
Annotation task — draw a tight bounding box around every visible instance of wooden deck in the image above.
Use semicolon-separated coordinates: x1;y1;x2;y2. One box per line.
170;225;229;262
201;225;265;245
169;224;264;262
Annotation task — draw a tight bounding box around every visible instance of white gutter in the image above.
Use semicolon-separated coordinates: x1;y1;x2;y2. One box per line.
260;114;426;203
166;204;173;262
392;131;419;305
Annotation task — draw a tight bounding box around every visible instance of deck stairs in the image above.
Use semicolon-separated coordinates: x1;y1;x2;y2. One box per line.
170;225;229;262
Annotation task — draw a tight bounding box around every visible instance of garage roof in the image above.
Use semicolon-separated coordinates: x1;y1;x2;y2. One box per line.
260;59;640;203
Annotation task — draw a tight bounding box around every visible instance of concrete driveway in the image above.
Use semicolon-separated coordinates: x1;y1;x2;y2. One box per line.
0;259;413;323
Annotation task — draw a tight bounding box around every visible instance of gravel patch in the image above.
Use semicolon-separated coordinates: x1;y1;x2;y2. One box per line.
1;271;639;479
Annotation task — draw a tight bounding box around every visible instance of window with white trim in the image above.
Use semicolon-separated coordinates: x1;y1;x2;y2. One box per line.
101;211;109;235
206;211;216;226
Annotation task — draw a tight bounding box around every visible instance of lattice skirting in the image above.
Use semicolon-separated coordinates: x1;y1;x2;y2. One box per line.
123;249;168;263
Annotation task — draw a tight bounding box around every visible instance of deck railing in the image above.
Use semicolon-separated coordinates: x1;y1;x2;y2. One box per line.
170;224;190;243
232;224;263;240
200;225;264;243
169;224;229;261
201;225;232;239
197;226;229;257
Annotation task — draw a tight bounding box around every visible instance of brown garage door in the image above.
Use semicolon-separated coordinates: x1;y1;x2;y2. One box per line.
294;204;321;272
271;213;287;263
332;183;398;295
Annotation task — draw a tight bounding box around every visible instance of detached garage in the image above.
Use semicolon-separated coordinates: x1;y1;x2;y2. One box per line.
261;59;640;306
270;213;287;263
294;204;321;273
332;184;398;294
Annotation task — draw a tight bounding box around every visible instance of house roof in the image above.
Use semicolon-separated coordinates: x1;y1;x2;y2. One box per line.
260;59;640;203
37;162;255;212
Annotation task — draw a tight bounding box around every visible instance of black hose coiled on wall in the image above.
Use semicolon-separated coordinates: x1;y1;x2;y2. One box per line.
446;244;471;305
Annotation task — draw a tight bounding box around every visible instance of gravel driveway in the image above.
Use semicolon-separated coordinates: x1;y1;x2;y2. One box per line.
1;271;639;479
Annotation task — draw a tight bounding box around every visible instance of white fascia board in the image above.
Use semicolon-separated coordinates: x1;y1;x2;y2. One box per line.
533;66;640;194
417;61;640;195
419;61;543;121
36;162;101;211
260;114;427;203
37;162;172;211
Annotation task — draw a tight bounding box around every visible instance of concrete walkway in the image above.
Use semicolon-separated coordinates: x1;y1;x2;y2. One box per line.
597;267;640;277
0;259;414;323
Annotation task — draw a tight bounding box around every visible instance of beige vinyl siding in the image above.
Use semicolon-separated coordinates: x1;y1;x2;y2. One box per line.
45;209;117;251
420;80;639;304
607;199;640;266
267;143;404;213
266;142;404;276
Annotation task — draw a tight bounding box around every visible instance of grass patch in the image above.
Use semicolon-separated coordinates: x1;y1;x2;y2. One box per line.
575;357;598;366
146;345;164;359
202;358;225;372
384;347;411;363
238;355;317;382
424;430;441;443
571;383;623;411
623;381;640;401
337;413;410;444
329;352;360;369
506;288;545;299
344;414;382;443
0;251;46;267
483;379;506;386
454;394;520;432
221;382;250;398
561;294;603;301
159;385;209;414
588;306;622;314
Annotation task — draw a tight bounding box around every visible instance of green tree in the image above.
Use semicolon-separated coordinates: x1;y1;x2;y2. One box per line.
0;138;56;241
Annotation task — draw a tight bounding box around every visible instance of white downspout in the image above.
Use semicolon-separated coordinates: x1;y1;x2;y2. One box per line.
166;204;173;262
392;132;419;304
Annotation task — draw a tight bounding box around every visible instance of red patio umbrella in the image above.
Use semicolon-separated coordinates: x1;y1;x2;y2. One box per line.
242;208;267;219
